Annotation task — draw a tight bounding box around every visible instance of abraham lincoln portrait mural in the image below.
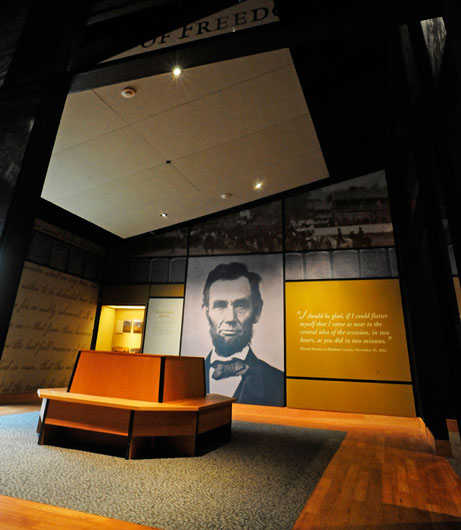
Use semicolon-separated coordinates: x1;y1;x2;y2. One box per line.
180;254;284;407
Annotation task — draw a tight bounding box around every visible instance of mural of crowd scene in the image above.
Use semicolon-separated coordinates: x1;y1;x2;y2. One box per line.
285;171;394;252
189;201;283;255
109;227;188;258
140;228;188;257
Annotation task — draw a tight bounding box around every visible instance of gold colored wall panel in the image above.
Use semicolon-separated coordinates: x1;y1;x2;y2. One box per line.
285;279;412;382
150;284;184;298
287;378;416;417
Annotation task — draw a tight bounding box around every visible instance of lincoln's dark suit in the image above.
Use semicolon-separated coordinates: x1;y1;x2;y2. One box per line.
205;348;284;407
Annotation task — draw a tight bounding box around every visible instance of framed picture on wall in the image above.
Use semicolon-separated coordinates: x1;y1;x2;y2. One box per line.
132;319;143;334
123;320;132;333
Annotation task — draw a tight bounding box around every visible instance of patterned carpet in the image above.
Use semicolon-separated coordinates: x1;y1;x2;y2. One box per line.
0;412;345;529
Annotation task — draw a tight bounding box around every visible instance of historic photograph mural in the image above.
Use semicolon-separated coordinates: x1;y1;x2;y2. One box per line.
285;171;394;251
180;254;284;406
189;201;282;255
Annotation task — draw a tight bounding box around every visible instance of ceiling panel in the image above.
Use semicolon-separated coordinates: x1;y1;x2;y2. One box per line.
173;115;325;196
131;64;308;160
50;164;211;237
42;49;328;238
93;48;291;124
52;90;127;153
44;127;164;199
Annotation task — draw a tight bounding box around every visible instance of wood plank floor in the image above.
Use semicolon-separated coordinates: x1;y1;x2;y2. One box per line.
0;402;460;529
235;405;461;529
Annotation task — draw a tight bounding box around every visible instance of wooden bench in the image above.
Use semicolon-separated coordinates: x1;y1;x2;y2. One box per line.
37;350;235;459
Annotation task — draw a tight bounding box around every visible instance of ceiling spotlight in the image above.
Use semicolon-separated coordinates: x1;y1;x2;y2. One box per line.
172;66;182;77
121;87;136;98
160;212;168;218
254;182;263;190
221;193;232;199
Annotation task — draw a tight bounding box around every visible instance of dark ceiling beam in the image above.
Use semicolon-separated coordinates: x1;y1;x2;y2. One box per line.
273;0;442;26
72;0;240;70
71;20;286;92
87;0;174;25
71;0;444;93
0;0;31;87
37;199;122;247
289;22;389;178
270;0;445;181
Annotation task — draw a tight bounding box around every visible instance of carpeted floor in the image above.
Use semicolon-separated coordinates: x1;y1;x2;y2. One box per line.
0;413;345;530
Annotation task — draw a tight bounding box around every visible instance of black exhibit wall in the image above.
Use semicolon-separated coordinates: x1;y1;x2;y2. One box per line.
384;17;461;439
0;2;94;358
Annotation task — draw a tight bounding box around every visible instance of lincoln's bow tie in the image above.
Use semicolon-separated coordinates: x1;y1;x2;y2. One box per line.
211;358;249;380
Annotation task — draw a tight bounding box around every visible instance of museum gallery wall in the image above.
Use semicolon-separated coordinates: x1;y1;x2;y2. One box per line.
104;170;420;416
0;219;103;393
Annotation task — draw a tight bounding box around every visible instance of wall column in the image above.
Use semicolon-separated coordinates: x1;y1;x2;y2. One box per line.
386;22;461;441
0;2;91;357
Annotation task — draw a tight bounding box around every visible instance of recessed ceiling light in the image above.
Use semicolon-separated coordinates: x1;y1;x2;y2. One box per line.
160;212;168;218
221;193;232;199
254;182;263;190
121;87;136;98
172;66;182;77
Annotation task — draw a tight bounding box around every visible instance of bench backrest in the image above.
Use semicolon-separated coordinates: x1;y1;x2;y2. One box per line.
68;350;205;402
163;355;205;402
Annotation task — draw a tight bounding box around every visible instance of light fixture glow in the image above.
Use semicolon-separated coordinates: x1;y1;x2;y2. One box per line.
221;193;232;199
254;182;263;190
160;212;168;218
172;66;182;77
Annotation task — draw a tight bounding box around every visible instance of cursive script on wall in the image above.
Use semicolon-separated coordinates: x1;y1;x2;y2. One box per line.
0;262;98;394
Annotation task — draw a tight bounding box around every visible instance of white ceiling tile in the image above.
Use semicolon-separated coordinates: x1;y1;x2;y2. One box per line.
130;199;211;233
89;210;149;239
112;164;206;210
131;64;308;160
43;127;165;200
46;165;212;237
52;91;127;153
43;50;328;238
173;115;326;197
93;49;292;124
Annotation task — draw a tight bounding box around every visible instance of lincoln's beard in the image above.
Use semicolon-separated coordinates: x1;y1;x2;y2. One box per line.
207;317;254;357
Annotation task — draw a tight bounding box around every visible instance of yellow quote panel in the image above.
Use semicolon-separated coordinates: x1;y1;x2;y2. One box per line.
286;279;412;382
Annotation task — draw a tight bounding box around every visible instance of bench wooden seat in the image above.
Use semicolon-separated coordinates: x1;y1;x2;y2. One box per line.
37;350;235;459
38;388;232;411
